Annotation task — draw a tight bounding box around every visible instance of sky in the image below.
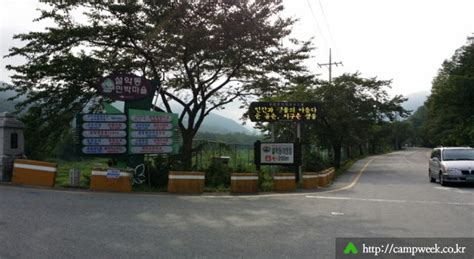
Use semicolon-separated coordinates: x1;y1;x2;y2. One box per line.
1;0;474;123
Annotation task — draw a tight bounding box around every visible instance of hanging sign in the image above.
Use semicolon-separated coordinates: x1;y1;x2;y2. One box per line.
98;73;154;101
249;102;321;122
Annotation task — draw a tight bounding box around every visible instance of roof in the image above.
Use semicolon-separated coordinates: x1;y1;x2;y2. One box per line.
434;146;472;150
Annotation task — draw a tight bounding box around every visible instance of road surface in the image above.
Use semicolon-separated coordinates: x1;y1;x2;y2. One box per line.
0;148;473;258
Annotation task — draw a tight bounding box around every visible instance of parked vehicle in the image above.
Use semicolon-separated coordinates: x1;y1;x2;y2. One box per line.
429;147;474;186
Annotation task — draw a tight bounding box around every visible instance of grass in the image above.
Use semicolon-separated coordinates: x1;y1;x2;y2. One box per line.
53;158;109;188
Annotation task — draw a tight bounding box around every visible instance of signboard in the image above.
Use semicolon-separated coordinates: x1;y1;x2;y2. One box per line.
98;73;154;101
82;114;126;122
82;123;126;130
82;146;127;154
76;114;128;155
254;141;301;167
260;143;295;164
128;109;179;155
249;102;321;122
106;169;121;179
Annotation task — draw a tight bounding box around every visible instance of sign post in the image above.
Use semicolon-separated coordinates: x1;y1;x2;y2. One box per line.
249;102;321;184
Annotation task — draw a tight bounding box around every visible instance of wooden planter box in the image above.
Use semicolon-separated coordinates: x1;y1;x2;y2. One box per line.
303;168;336;189
318;168;335;187
231;173;258;194
273;173;296;192
302;172;319;189
90;168;132;193
12;159;57;188
168;171;205;193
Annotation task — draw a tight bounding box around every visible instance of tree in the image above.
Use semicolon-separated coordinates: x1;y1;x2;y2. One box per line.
314;73;408;168
424;36;474;146
258;73;408;168
2;1;311;167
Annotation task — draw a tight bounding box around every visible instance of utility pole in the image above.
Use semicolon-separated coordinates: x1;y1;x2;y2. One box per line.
318;48;343;83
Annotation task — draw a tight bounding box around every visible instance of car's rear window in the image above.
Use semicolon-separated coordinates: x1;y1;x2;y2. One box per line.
442;149;474;161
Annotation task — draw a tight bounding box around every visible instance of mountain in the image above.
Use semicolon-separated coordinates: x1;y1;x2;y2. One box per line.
403;91;430;113
0;82;22;113
113;101;250;134
199;112;249;134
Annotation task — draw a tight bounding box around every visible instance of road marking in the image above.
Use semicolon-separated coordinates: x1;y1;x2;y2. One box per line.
331;212;345;216
305;195;474;206
320;157;376;194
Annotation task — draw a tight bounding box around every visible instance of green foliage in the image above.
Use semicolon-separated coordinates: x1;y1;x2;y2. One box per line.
54;158;108;188
260;73;409;168
258;169;274;192
195;132;262;145
303;150;331;172
147;155;173;187
205;161;230;188
2;0;312;169
423;37;474;146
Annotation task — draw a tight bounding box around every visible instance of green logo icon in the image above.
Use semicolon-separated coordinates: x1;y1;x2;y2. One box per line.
343;242;359;255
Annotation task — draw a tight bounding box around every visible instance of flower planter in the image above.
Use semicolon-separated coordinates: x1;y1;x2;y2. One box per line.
12;159;57;188
302;172;319;189
318;168;335;187
90;168;132;192
168;171;205;193
273;173;296;192
230;173;258;194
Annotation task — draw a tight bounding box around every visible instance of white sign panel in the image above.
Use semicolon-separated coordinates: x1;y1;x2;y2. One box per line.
130;115;173;123
131;123;173;130
82;146;127;154
106;169;121;179
82;123;127;130
82;114;127;122
82;138;127;146
130;130;173;138
130;146;173;154
260;143;294;164
82;130;127;138
130;138;173;146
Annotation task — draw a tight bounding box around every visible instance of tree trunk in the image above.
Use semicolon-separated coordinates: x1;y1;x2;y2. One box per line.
181;133;194;171
333;145;342;169
359;144;364;156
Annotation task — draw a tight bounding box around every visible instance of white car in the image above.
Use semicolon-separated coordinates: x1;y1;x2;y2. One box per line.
429;147;474;186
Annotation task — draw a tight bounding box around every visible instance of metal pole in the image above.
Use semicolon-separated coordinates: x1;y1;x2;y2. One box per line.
329;48;332;84
271;123;276;175
297;122;302;183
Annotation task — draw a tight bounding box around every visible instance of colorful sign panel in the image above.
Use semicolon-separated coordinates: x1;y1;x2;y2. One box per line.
254;141;302;167
77;114;128;155
260;143;295;164
128;109;179;155
249;102;321;122
98;73;154;101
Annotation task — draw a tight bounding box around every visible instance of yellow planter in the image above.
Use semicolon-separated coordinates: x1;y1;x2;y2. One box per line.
168;171;205;193
273;173;296;192
231;173;258;194
12;159;57;188
90;168;132;192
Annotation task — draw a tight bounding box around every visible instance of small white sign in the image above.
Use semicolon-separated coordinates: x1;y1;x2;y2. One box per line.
106;169;121;179
260;143;294;164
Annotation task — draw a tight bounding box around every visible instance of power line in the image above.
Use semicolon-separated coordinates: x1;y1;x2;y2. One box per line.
317;0;338;51
306;0;328;46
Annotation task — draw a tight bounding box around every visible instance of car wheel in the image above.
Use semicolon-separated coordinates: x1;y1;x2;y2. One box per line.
439;172;447;186
429;170;436;183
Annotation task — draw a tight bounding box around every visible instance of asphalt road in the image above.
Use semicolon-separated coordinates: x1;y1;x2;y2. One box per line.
0;148;473;258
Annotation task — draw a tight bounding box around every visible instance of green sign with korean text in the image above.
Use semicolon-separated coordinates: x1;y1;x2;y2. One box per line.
127;109;179;154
